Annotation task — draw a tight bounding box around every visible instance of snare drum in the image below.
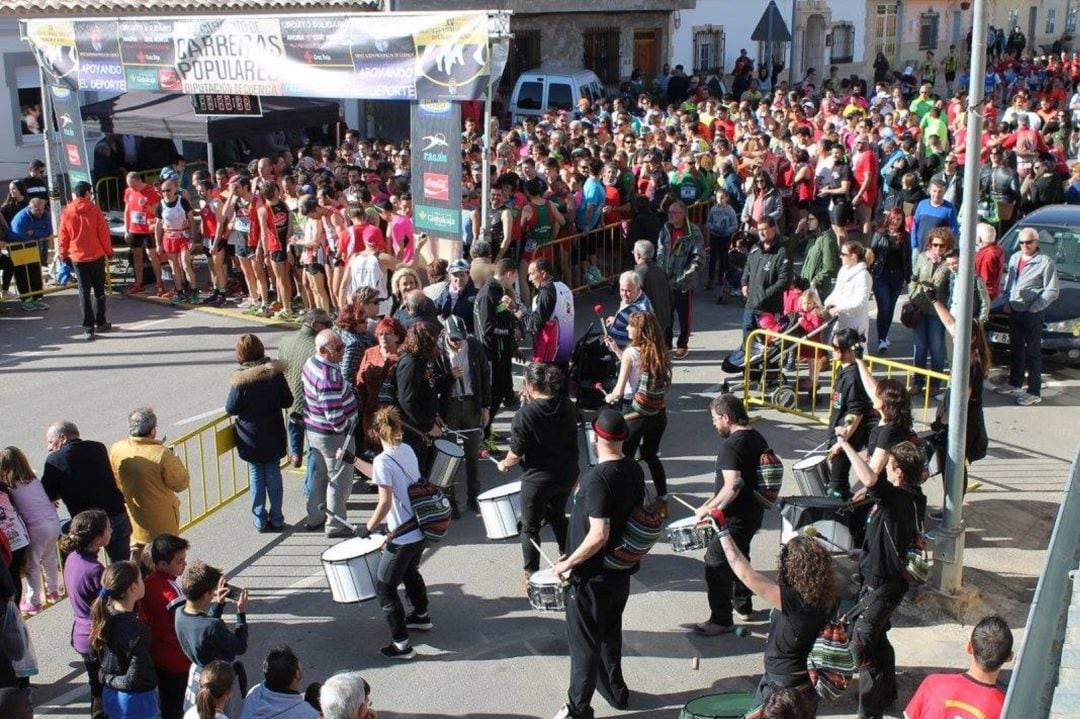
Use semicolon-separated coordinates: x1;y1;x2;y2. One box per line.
792;454;830;496
527;568;567;612
429;438;464;488
667;516;715;552
321;535;386;603
678;692;757;718
477;481;522;539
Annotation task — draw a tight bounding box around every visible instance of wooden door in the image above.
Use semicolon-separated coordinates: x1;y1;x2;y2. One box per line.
634;30;659;78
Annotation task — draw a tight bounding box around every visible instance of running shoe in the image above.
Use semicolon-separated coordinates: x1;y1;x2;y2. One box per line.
244;303;263;316
169;293;183;306
404;612;433;631
19;600;42;616
379;642;415;660
994;384;1023;397
1016;392;1042;406
33;299;49;310
125;284;144;296
19;299;35;311
273;310;295;322
237;297;254;310
155;284;168;297
189;290;201;304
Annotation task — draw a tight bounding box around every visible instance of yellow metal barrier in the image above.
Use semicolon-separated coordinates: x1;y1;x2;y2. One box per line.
739;328;952;425
94;162;208;212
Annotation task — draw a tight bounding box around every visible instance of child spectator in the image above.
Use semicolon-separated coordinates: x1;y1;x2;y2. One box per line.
61;510;111;719
175;560;248;717
183;659;235;719
0;478;29;606
238;645;320;719
140;534;192;719
90;561;159;719
0;446;60;614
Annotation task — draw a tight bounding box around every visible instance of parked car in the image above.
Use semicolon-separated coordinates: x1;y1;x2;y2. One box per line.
985;205;1080;363
508;67;604;125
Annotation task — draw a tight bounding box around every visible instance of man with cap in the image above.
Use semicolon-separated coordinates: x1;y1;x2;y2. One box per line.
552;409;646;719
437;315;490;517
434;258;478;335
58;180;113;340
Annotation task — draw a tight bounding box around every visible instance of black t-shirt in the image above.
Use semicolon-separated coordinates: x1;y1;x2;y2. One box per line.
820;162;852;202
942;361;988;461
714;427;769;522
859;480;925;586
568;456;646;578
867;422;918;483
764;584;828;677
509;395;580;483
829;363;870;448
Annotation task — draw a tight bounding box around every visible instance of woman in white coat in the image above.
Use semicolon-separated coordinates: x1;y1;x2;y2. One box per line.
822;240;874;339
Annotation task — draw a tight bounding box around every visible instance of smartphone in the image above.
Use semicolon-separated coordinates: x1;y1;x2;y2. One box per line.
225;584;242;601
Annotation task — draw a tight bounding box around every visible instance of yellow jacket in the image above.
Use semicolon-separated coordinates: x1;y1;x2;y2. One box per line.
109;436;190;544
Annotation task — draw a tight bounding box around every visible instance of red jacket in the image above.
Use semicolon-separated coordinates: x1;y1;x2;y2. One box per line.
975;243;1005;300
58;197;112;263
139;570;191;673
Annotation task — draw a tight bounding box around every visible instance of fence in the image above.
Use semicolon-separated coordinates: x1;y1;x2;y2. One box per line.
738;328;952;425
1;236;115;303
540;199;710;294
94;162;208;212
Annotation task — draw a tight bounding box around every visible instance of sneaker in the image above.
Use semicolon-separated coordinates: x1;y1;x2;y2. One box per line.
19;600;42;616
733;604;754;622
189;290;201;304
82;329;94;341
994;383;1023;396
877;338;890;353
19;299;36;311
1016;392;1042;406
405;612;433;631
155;284;168;298
169;293;184;306
693;620;735;636
325;526;353;539
208;293;228;307
125;284;144;296
674;347;689;359
45;591;61;603
96;322;112;332
380;642;415;660
273;310;295;322
237;297;255;310
450;503;462;520
927;508;944;521
552;705;573;719
33;298;49;310
244;302;263;315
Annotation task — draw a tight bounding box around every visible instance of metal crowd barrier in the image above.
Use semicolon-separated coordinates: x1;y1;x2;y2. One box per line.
739;328;952;425
93;162;208;212
30;412;250;618
542;199;711;294
1;236;115;303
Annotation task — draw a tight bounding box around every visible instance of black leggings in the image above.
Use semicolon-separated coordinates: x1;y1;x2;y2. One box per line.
623;410;667;496
708;232;731;285
375;539;428;643
519;476;571;572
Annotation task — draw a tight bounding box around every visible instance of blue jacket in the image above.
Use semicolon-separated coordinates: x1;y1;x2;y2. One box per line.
8;206;52;244
909;200;958;252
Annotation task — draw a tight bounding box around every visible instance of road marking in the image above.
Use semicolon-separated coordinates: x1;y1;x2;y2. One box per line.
126;317;171;330
176;407;225;426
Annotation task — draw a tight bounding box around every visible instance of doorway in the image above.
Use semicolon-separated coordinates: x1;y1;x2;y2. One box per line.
634;30;659;78
803;14;826;75
1028;6;1037;43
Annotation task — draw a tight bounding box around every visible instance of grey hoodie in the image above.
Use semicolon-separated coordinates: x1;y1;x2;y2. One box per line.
238;683;320;719
1003;250;1059;313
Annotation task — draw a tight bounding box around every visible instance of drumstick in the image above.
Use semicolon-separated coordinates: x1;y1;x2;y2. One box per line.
795;438;832;455
529;538;558;570
317;503;362;537
399;418;434;446
670;494;700;514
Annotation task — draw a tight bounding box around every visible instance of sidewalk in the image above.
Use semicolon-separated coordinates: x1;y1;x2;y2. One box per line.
25;282;1080;718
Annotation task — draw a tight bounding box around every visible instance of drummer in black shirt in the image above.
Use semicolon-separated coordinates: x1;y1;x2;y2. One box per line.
497;363;579;588
826;328;872;498
716;524;837;706
693;394;770;636
835;437;926;718
551;409;645;719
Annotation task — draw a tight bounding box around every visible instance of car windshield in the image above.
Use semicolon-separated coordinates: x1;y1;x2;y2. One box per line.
1003;224;1080;281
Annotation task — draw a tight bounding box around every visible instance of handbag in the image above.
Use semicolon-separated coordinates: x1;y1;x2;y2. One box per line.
899;300;919;329
806;584;891;699
884;505;931;587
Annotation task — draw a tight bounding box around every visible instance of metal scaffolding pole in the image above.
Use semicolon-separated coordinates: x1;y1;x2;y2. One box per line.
932;0;988;594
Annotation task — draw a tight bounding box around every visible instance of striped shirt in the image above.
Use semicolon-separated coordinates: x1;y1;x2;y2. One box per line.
630;371;667;417
609;292;653;348
302;355;358;434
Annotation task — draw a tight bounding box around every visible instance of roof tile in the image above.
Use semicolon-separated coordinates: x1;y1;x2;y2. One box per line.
4;0;381;17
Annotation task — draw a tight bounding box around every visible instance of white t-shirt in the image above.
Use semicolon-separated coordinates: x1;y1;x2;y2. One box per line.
372;443;424;545
622;346;642;402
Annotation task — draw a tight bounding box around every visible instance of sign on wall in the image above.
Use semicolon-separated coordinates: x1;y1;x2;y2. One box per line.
23;12;502;102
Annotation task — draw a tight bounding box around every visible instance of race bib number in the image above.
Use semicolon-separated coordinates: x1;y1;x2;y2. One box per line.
234;217;251;233
680;184;698;200
130;212;147;226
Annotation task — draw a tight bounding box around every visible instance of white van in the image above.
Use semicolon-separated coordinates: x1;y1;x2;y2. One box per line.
508;68;605;124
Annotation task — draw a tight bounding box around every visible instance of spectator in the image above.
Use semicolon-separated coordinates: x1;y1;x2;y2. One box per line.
60;510;111;719
141;534;192;719
57;181;113;340
278;309;332;469
109;407;191;561
909;228;954;394
184;660;235;719
394;321;444;469
0;481;28;606
434;258;478;335
741;217;793;340
176;560;249;717
238;645;319;719
468;239;494;289
909;179;959;259
320;672;374;719
973;223;1004;301
656;201;705;358
356;318;404;455
822;240;874;340
91;561;159;719
226;334;293;533
996;227;1059;406
0;447;60;614
633;240;672;337
7;197;51;311
904;615;1013;719
799;211;840;299
869;208;911;352
605;271;653;349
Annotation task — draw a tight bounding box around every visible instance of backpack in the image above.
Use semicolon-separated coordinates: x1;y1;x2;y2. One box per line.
383;455;452;543
754;448;785;509
806;584;892;699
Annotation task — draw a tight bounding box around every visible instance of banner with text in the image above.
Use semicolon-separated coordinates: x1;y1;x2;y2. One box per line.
23;12;501;102
410;99;461;241
47;80;92;188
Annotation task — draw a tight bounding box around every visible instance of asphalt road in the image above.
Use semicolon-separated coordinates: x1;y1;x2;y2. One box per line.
7;285;1079;719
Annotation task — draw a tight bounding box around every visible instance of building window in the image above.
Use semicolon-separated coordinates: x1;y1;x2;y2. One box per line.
499;28;541;94
1068;5;1078;34
1008;10;1019;30
14;64;43;142
874;3;898;61
692;25;725;73
1046;8;1056;34
830;22;855;63
919;11;940;51
951;10;963;44
583;28;620;85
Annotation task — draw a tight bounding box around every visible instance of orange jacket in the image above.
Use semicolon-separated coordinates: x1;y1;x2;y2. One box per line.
58;196;112;263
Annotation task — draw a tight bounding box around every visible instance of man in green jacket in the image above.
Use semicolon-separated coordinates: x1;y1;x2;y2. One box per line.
800;213;840;298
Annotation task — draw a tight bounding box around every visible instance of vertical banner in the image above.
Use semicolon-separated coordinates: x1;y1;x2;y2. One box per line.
411;100;461;247
46;80;92;187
